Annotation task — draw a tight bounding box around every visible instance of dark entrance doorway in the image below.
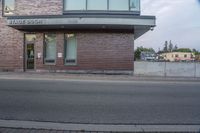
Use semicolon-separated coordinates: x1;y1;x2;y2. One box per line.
27;43;34;69
25;34;36;71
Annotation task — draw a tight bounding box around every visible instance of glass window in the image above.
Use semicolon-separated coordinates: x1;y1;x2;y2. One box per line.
130;0;140;11
3;0;15;15
25;34;36;42
87;0;107;10
65;34;77;65
44;34;56;64
64;0;86;10
109;0;129;11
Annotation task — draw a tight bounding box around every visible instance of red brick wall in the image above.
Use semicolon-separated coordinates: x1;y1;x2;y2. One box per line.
34;32;134;71
0;0;62;71
0;1;24;71
14;0;62;15
77;32;134;70
0;0;134;72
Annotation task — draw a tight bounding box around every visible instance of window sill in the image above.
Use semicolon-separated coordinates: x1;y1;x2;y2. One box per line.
44;63;56;66
65;63;77;66
63;10;140;16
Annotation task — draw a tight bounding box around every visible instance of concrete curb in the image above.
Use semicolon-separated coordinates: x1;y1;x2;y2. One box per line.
1;76;200;85
0;120;200;132
0;72;200;83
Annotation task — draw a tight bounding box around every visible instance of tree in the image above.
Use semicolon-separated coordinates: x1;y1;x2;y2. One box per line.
163;41;168;52
168;40;173;52
192;49;199;55
174;48;192;53
173;45;178;51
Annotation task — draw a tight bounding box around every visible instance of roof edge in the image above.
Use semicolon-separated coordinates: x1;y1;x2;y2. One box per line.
7;15;156;20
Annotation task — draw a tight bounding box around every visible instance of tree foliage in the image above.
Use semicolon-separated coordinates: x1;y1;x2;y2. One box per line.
163;41;168;52
168;40;173;52
192;49;200;55
173;48;192;53
162;40;177;52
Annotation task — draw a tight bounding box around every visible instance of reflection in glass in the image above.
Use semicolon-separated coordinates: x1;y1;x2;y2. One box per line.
64;0;86;10
25;34;36;42
130;0;140;11
109;0;129;10
27;44;34;69
87;0;107;10
44;34;56;64
63;0;140;12
65;34;77;64
4;0;15;15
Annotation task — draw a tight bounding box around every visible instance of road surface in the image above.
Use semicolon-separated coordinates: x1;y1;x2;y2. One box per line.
0;79;200;125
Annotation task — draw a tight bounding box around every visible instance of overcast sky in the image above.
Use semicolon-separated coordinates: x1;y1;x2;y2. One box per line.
135;0;200;51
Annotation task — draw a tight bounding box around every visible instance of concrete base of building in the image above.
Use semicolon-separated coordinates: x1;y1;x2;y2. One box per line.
0;69;24;73
35;69;133;75
0;68;133;75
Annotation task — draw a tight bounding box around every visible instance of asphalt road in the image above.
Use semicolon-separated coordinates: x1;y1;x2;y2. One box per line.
0;79;200;125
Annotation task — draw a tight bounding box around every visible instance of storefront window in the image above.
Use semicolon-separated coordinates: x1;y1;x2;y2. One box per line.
64;0;86;10
109;0;129;11
3;0;15;16
87;0;107;10
65;34;77;65
44;34;56;64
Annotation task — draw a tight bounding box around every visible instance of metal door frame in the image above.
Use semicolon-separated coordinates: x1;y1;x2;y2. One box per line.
24;33;36;71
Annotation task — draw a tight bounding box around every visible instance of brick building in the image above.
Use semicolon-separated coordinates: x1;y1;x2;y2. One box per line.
0;0;155;74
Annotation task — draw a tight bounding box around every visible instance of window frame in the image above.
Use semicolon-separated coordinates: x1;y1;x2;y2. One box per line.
64;34;78;66
184;54;187;58
130;0;140;11
62;0;140;15
43;33;57;65
2;0;15;16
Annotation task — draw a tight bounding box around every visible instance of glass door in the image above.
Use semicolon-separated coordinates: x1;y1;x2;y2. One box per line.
25;34;36;70
27;43;34;69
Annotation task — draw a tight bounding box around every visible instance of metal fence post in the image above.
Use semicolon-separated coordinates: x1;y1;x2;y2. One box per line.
194;62;197;78
164;61;167;77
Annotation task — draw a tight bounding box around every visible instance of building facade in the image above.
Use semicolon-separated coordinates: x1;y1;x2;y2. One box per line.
140;51;156;61
0;0;155;74
160;52;195;62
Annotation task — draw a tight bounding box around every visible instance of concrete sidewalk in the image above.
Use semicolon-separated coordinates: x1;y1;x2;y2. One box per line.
0;72;200;82
0;119;200;133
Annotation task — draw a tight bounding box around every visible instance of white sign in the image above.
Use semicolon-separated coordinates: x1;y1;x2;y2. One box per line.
37;53;42;59
8;19;45;25
58;53;63;58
